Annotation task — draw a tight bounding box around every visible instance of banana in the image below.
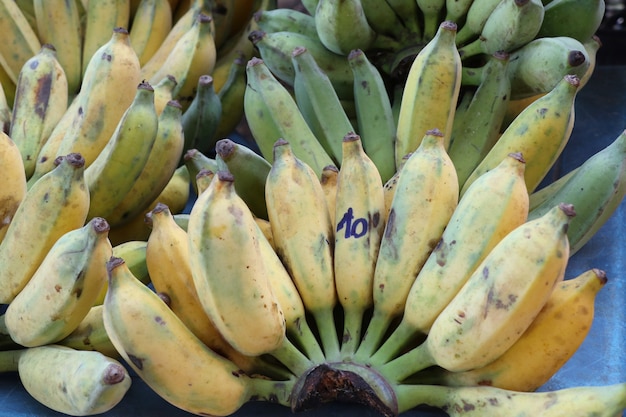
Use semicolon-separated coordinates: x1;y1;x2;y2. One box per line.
129;0;173;66
292;45;354;165
244;56;334;176
103;256;291;415
187;170;287;357
57;305;120;359
30;27;141;183
301;0;320;14
527;129;626;255
537;0;605;41
215;138;270;220
356;128;459;360
395;382;626;416
4;217;112;347
395;21;461;163
359;0;407;40
448;51;511;188
104;99;185;228
382;152;410;219
0;132;27;243
181;74;221;157
184;148;218;194
0;345;131;416
82;0;131;77
0;75;11;133
319;164;339;226
348;48;396;183
314;0;377;55
371;152;529;365
458;0;545;59
414;268;607;391
9;44;68;179
32;0;83;95
386;0;423;39
148;12;217;109
462;74;580;195
417;0;446;41
248;30;355;100
380;203;574;381
84;81;159;221
254;7;318;38
152;74;178;115
0;0;41;85
211;0;235;49
445;0;475;23
265;139;339;359
454;0;504;47
506;36;590;100
333;132;386;357
0;153;90;303
212;53;247;141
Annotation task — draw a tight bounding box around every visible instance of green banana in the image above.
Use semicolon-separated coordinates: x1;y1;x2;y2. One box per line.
253;8;318;38
57;304;120;359
454;0;506;46
244;56;334;176
292;45;354;165
314;0;378;55
213;52;247;142
359;0;407;40
183;148;218;196
181;74;222;158
537;0;605;41
416;0;446;41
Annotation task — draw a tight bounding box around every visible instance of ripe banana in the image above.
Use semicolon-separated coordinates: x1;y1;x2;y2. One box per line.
57;304;120;359
32;0;83;95
414;268;607;391
4;217;112;347
380;203;574;381
348;48;396;183
181;74;221;157
152;74;178;115
0;0;41;85
105;99;184;227
103;256;290;416
0;132;27;243
9;44;68;179
371;152;529;365
129;0;173;66
244;56;334;176
265;139;339;360
320;164;339;226
333;132;386;357
0;153;90;303
462;74;580;195
356;128;459;360
292;45;354;165
0;345;131;416
395;21;461;162
314;0;377;55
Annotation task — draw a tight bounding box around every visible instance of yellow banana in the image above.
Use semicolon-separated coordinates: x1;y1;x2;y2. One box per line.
211;0;235;49
9;44;68;179
104;99;184;228
187;170;286;357
148;12;217;109
319;164;339;227
0;0;41;84
0;345;131;415
103;256;292;415
462;74;580;195
371;152;529;365
30;27;141;183
417;268;607;391
152;74;178;116
395;21;461;162
356;128;458;360
4;217;113;347
33;0;83;95
380;203;574;382
332;133;386;358
129;0;173;66
57;304;120;359
0;132;27;243
84;80;159;221
0;153;90;303
82;0;131;77
265;138;339;360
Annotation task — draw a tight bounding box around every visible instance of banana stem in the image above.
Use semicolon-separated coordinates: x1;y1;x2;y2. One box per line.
0;349;24;373
246;375;295;409
269;336;314;377
378;342;436;383
354;310;392;361
458;38;484;61
288;320;326;365
339;307;364;358
368;320;417;366
313;309;341;362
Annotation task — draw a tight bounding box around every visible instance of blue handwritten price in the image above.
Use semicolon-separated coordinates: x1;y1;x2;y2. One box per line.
336;207;368;238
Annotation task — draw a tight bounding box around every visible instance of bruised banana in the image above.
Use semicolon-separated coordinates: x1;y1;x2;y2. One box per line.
4;217;112;347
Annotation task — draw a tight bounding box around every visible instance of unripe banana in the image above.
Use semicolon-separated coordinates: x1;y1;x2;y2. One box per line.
333;132;386;358
454;0;504;46
5;217;112;347
395;21;461;162
314;0;377;55
417;0;446;40
0;132;27;243
0;153;90;303
184;148;218;195
254;8;318;38
213;53;247;141
57;305;120;359
537;0;605;42
181;74;221;157
381;203;574;381
463;74;580;195
357;128;458;360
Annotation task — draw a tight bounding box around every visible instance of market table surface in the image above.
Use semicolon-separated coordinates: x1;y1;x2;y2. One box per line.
0;65;625;417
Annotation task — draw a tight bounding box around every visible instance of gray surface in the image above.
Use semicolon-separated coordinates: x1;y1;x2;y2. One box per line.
0;66;624;416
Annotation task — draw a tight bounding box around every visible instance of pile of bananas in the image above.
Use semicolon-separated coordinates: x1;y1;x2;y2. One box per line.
0;0;625;416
